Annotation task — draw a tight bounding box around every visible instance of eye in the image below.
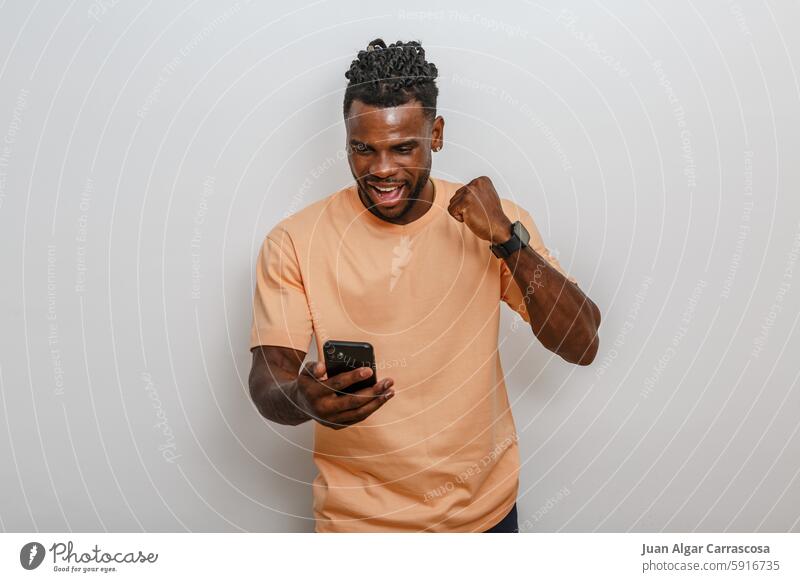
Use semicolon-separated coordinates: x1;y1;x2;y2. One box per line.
352;143;369;154
396;147;413;154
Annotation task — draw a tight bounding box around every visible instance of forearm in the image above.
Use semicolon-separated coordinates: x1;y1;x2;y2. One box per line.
444;175;600;364
504;245;600;365
249;349;311;426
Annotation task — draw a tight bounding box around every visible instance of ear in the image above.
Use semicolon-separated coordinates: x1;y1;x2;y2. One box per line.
431;115;445;152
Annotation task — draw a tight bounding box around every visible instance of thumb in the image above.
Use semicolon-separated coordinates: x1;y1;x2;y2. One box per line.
299;360;328;395
447;204;464;223
305;360;326;379
312;361;327;378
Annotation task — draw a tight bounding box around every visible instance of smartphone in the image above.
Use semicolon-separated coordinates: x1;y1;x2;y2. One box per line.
322;340;377;395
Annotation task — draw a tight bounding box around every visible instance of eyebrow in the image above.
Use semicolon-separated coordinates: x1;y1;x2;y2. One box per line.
349;139;419;149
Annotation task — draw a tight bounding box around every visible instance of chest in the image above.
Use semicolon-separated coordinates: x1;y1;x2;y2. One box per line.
301;220;501;338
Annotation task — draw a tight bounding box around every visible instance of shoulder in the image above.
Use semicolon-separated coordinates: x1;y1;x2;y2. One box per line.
263;185;352;244
499;197;533;224
431;176;465;200
497;197;545;243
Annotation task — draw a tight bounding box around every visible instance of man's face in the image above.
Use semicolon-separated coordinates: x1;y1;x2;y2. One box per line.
345;99;443;222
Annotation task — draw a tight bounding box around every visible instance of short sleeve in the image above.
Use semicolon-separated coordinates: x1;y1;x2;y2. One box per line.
249;227;313;352
499;200;578;324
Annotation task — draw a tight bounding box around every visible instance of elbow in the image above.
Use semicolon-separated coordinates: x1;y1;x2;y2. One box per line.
248;380;267;419
574;334;599;366
248;369;271;420
575;300;601;365
560;320;600;366
249;369;306;426
560;336;598;366
539;296;602;366
592;302;602;326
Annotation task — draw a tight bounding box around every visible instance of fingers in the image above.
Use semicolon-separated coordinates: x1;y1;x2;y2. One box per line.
329;378;394;413
299;363;397;429
448;184;479;222
326;365;374;393
449;177;492;218
324;379;396;429
448;192;465;222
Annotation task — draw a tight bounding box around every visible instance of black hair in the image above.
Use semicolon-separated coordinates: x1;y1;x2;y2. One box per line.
343;38;439;120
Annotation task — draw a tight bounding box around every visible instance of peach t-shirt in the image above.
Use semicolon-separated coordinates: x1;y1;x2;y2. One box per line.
250;176;577;532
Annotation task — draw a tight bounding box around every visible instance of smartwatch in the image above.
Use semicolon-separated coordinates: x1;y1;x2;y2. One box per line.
490;221;530;259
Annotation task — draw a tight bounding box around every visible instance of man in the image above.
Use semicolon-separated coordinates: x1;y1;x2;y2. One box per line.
248;38;601;532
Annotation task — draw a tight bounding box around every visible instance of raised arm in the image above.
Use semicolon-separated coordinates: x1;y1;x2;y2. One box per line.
502;244;600;365
447;176;601;366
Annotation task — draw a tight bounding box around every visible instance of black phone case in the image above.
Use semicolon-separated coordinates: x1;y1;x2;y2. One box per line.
322;340;377;394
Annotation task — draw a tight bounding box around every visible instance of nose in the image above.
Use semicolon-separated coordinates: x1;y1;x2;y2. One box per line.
369;150;398;180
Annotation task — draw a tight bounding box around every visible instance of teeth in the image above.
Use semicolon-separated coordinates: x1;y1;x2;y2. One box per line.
373;185;401;192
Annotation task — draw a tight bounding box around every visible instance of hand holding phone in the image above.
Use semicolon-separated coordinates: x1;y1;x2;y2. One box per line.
323;340;377;394
292;341;395;430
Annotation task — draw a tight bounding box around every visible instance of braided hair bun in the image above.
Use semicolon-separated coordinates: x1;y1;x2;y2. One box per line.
343;38;439;119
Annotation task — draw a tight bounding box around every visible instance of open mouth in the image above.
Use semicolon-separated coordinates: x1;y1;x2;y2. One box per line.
367;182;406;207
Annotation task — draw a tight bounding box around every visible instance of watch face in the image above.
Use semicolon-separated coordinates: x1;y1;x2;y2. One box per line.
513;221;530;245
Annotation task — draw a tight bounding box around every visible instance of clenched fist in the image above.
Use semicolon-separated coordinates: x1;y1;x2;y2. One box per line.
447;176;513;244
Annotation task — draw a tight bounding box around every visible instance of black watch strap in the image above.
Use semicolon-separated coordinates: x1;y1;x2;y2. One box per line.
490;221;529;259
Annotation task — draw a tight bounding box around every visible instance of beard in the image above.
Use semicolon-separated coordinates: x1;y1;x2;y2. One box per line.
357;169;431;223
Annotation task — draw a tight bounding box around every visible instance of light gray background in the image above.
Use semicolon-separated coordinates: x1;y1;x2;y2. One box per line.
0;0;798;533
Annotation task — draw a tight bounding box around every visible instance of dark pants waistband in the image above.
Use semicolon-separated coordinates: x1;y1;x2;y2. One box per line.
483;502;519;533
